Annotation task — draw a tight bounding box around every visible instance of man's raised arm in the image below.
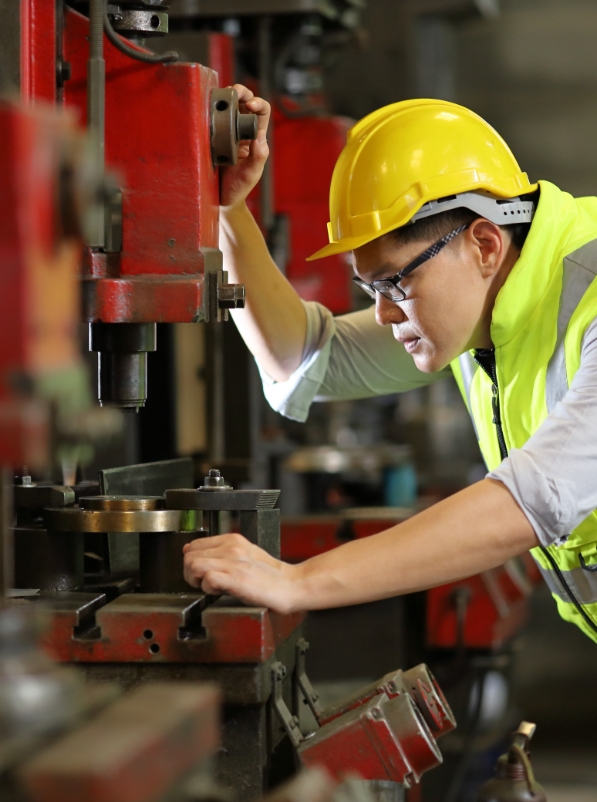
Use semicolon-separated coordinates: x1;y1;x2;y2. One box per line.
220;85;308;382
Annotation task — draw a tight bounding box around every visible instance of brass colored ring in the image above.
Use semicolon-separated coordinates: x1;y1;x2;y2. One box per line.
79;495;164;512
43;508;184;533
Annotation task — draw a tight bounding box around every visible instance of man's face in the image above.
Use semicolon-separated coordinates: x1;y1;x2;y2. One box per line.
353;223;503;373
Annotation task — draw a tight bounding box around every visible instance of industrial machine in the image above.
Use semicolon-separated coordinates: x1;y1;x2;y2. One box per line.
0;3;460;800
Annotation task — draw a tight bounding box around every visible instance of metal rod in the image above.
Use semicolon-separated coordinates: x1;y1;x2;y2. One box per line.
87;0;106;247
208;510;220;537
0;467;14;605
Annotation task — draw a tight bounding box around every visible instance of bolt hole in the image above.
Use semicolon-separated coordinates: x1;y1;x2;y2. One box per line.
150;15;161;29
143;629;154;640
149;643;160;654
215;100;229;112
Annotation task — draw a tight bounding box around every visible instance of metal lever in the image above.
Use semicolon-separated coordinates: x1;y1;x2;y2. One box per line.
272;662;303;749
296;639;324;721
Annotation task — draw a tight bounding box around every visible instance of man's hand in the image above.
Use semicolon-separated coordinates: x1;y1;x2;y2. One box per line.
183;480;537;616
183;533;300;614
220;84;270;209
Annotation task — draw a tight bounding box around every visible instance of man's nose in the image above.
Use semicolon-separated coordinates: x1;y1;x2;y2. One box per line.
375;293;407;326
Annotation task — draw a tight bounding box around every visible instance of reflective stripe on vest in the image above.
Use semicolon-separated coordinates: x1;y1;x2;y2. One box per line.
533;555;597;604
458;351;479;440
545;239;597;412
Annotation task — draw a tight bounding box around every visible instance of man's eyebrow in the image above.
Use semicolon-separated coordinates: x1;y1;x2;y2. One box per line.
355;262;398;281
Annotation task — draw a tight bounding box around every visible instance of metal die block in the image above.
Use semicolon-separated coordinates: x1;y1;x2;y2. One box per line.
317;664;455;738
46;594;305;664
400;665;456;737
297;692;442;787
18;682;220;802
33;593;108;660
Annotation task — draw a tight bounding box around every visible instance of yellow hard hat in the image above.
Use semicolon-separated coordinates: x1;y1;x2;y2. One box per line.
307;99;538;261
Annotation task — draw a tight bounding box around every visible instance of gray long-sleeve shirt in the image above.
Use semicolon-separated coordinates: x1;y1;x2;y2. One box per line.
258;300;597;549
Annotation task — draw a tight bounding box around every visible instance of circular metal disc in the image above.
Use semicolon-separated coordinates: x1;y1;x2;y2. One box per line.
44;507;183;533
79;495;164;512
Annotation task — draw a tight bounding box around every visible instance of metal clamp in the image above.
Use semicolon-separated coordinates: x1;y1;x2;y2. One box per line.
272;662;303;750
203;264;245;323
296;639;324;722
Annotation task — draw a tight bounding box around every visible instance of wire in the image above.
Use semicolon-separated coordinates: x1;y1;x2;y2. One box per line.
540;545;597;634
441;669;487;802
103;13;178;64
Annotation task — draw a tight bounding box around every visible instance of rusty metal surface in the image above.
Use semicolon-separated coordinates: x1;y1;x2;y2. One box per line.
18;683;220;802
318;664;456;738
298;691;442;786
37;592;306;665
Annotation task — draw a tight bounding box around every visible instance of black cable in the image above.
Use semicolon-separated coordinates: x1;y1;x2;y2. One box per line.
103;13;178;64
540;545;597;634
442;669;487;802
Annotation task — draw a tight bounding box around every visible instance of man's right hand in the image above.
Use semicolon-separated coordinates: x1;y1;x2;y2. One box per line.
220;84;270;209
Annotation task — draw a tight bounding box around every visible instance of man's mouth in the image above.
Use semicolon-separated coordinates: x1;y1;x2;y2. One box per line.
402;337;421;353
393;326;421;353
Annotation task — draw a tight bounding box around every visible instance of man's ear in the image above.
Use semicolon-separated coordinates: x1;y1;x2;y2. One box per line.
467;219;504;278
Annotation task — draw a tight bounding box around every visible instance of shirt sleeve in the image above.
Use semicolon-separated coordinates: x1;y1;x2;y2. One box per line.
489;317;597;547
257;299;450;422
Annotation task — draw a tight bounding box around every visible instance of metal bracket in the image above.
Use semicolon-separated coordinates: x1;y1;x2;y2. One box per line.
202;249;245;323
271;662;303;749
296;638;324;722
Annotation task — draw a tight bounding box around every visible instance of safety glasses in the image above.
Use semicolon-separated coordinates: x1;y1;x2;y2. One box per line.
352;224;469;303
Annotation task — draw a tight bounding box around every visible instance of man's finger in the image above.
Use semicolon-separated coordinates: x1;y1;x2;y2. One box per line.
232;83;255;102
242;97;270;142
184;533;248;553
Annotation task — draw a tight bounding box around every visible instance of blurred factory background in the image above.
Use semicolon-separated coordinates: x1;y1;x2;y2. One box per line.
1;1;597;801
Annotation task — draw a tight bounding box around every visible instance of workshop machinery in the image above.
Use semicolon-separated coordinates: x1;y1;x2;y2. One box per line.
0;3;520;800
9;456;457;799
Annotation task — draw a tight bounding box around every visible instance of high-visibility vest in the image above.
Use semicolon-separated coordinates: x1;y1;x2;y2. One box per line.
451;180;597;643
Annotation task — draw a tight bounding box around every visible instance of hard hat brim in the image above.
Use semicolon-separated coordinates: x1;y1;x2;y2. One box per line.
307;180;539;261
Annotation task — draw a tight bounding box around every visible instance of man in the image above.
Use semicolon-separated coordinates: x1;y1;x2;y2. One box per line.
184;86;597;644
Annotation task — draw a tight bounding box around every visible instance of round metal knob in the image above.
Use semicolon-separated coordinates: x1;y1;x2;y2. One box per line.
211;88;259;167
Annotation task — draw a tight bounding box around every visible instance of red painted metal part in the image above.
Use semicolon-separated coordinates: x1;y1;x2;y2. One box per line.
62;8;219;323
298;691;442;786
246;103;353;315
20;0;57;103
208;33;235;90
272;106;354;314
282;516;541;650
0;101;82;468
41;592;305;664
19;683;220;802
318;664;456;739
281;516;410;563
425;558;536;650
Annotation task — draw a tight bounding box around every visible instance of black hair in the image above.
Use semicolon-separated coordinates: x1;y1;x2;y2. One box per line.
389;203;534;252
